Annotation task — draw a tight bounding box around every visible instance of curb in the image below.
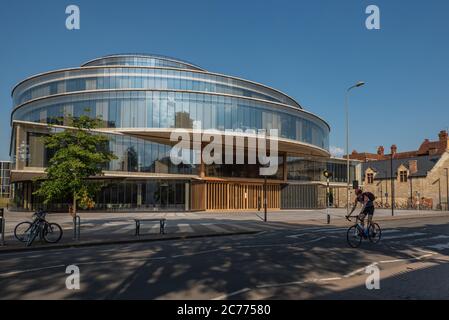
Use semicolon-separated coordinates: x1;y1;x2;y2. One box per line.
0;230;260;255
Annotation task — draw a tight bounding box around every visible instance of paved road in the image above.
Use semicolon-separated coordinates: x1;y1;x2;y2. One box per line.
1;216;449;299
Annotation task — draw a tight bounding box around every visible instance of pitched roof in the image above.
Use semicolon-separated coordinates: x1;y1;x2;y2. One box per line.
363;155;441;179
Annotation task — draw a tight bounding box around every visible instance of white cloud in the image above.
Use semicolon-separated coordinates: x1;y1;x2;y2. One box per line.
330;146;345;158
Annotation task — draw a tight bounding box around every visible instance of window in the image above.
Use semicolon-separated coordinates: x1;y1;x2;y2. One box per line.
367;173;374;184
400;170;408;183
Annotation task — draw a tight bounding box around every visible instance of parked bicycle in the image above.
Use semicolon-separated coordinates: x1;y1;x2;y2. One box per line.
14;210;63;246
345;215;382;248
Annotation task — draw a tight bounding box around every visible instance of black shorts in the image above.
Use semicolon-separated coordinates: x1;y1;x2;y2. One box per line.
362;206;375;216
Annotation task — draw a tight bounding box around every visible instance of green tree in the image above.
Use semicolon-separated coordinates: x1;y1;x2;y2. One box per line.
34;113;117;216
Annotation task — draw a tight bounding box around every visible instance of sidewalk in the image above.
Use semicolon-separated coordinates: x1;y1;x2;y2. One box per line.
1;208;448;253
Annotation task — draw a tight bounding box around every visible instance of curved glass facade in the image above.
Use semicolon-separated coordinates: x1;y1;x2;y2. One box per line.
82;54;205;71
12;66;301;108
10;54;333;212
12;54;329;151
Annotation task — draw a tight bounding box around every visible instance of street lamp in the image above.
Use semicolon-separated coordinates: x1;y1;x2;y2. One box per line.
445;168;449;211
346;81;365;215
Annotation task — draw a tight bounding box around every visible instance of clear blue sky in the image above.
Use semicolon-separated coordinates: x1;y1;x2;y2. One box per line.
1;0;448;161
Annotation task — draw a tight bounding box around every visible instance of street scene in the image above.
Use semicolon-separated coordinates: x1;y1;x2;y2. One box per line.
1;210;449;299
1;0;449;307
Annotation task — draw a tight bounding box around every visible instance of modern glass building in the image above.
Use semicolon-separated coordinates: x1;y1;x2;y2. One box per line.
9;54;359;211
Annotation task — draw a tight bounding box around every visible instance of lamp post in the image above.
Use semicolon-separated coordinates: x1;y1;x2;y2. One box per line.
346;81;365;215
324;170;333;224
390;153;395;216
445;168;449;211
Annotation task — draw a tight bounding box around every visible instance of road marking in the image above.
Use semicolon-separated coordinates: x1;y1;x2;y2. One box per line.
103;222;130;227
212;288;251;300
0;264;66;278
251;224;286;231
177;223;195;233
410;235;449;243
383;232;426;240
379;259;406;264
343;263;378;278
200;223;231;233
319;277;343;281
304;236;327;243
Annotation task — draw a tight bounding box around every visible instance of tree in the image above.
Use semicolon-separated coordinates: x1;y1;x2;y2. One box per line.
34;112;117;216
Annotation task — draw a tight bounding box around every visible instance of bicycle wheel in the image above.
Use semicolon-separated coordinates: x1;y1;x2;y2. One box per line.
368;223;382;244
347;225;362;248
14;222;32;243
43;223;63;243
26;224;39;247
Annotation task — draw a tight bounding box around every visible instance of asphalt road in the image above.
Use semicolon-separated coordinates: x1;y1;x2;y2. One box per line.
1;216;449;300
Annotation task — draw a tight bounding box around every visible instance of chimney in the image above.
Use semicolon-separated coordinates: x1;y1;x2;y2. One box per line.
438;130;449;152
409;160;418;175
391;144;397;156
377;146;384;156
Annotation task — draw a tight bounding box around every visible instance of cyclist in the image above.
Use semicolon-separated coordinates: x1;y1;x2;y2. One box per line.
346;188;375;236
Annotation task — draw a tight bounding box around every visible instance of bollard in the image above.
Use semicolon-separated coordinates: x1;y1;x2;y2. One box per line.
73;215;81;240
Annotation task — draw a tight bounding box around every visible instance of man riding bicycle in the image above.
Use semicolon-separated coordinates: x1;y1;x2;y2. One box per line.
346;188;376;236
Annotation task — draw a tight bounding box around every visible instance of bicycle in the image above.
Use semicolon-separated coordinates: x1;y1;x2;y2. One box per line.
345;215;382;248
14;210;63;247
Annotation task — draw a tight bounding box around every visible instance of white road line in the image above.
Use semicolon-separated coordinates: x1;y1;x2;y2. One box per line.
319;277;343;281
103;222;131;227
256;280;307;289
379;259;406;264
304;236;327;243
383;232;426;240
381;229;401;234
0;264;66;278
343;263;378;278
250;224;286;231
212;288;251;300
410;235;449;243
177;223;195;233
200;224;231;233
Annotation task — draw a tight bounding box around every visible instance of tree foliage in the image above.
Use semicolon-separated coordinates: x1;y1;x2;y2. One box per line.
33;113;117;213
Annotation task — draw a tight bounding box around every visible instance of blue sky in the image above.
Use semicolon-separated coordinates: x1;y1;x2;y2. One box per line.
0;0;448;160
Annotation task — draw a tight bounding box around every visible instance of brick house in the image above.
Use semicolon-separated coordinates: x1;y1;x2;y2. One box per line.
349;131;449;210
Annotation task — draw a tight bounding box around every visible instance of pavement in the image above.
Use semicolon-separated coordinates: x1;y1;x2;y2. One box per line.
1;208;448;253
1;215;449;299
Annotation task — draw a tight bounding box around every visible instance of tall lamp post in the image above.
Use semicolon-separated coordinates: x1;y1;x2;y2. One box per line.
346;81;365;215
445;168;449;211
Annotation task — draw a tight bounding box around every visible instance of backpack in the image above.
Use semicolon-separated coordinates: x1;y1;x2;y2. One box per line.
364;192;376;202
